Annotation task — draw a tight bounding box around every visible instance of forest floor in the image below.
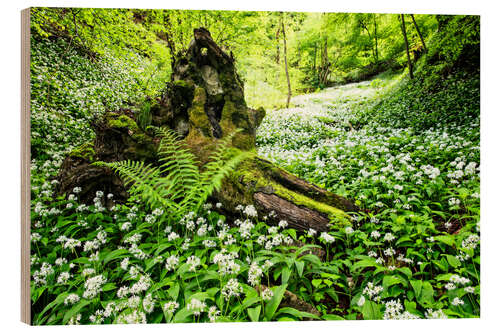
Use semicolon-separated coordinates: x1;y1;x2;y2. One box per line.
30;72;480;324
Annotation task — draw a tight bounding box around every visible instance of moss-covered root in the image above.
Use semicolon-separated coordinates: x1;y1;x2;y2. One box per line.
216;155;357;232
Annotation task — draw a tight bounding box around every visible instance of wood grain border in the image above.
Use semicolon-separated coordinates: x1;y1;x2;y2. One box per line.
21;7;31;325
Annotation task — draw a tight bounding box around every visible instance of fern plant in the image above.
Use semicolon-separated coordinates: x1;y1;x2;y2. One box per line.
93;127;251;222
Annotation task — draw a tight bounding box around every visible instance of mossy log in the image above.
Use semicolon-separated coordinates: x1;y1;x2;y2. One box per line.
56;27;358;231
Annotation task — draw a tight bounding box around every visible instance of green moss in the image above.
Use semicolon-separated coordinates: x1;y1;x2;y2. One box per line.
272;183;348;222
107;114;140;132
172;79;190;88
106;113;157;160
231;158;349;225
187;87;212;137
220;99;255;150
69;142;95;161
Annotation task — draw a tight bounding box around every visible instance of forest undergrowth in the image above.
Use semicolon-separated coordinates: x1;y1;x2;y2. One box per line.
28;10;480;325
30;67;480;323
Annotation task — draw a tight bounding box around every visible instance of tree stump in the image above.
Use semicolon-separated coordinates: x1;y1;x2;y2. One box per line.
56;27;358;231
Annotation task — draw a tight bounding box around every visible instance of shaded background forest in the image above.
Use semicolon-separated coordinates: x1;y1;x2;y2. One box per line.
31;8;470;110
30;8;479;167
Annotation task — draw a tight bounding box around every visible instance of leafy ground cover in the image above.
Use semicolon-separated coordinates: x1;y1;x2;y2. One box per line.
30;66;480;323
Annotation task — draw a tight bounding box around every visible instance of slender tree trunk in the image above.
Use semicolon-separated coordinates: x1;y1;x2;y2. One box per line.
410;14;427;52
319;36;329;86
163;13;177;71
312;42;317;78
359;17;377;64
281;14;292;108
176;13;186;52
276;26;281;64
400;14;414;79
374;14;379;62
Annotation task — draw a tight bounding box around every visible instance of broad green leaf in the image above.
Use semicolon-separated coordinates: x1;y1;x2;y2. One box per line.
247;305;261;322
351;259;378;272
446;254;461;268
264;284;288;320
172;307;193;323
435;235;455;247
410;280;423;299
322;314;345;320
276;307;320;320
295;260;305;277
102;249;129;264
63;299;91;324
383;275;405;290
361;300;381;320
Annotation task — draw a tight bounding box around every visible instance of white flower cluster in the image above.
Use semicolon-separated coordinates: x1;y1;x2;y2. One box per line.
186;255;201;272
243;205;258;218
448;197;461;207
319;232;335;244
33;262;54;286
163;301;179;315
383;232;396;242
461;234;480;250
116;309;147;324
363;282;383;301
208;306;220;322
261;288;274;301
221;278;243;300
213;250;240;276
64;293;80;305
420;164;440;179
83;274;107;299
187;298;207;316
239;220;255;239
248;261;263;286
383;299;404;319
425;309;447;319
278;220;288;228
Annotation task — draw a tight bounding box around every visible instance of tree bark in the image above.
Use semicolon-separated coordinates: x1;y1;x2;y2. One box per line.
400;14;414;79
281;14;292;108
275;25;281;64
374;14;379;62
319;36;330;87
55;27;358;232
410;14;427;53
312;42;317;77
163;12;177;71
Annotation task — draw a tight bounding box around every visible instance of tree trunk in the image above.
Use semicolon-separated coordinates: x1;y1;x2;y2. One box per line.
281;14;292;108
163;13;177;71
312;42;317;77
275;26;281;64
400;14;414;79
55;27;358;232
410;14;427;53
319;36;330;86
373;14;379;62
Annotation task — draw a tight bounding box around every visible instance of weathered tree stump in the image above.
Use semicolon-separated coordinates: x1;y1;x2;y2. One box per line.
56;27;357;231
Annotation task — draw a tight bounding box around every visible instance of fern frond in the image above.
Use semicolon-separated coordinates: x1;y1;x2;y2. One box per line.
93;128;250;218
93;160;181;214
192;130;252;211
155;128;200;200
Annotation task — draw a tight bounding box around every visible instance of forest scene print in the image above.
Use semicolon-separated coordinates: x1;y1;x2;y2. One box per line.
29;7;479;324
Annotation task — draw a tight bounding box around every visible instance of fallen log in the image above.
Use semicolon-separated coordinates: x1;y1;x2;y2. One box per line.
56;27;358;231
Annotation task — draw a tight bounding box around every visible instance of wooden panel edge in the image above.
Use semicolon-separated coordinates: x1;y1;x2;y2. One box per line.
21;7;31;326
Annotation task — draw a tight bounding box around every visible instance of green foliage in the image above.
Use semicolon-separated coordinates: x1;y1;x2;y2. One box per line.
29;7;479;325
257;72;480;320
136;101;153;132
94;129;252;220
